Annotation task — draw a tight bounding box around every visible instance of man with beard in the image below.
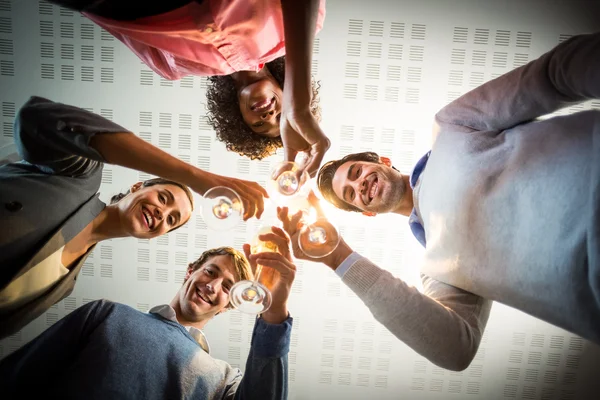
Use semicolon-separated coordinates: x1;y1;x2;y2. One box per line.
280;32;600;371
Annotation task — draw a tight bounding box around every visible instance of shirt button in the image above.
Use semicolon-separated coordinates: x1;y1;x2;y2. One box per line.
205;27;213;33
5;201;23;212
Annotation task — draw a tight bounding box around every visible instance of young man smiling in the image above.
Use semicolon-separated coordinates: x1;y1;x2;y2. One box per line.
282;32;600;371
0;227;297;399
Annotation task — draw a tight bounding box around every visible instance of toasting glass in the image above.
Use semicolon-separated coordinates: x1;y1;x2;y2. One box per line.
229;226;279;314
199;186;244;231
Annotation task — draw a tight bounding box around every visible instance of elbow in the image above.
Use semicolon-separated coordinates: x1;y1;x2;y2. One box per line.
429;350;476;372
443;353;475;372
14;96;43;143
433;338;480;372
13;105;29;157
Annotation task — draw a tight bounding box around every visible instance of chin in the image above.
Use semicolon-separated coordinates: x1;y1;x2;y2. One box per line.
259;130;280;138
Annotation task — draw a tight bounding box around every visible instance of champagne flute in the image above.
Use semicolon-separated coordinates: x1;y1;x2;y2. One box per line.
229;226;279;314
199;186;244;231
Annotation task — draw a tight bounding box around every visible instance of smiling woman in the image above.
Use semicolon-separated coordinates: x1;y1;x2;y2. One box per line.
110;178;194;235
0;98;195;339
46;0;331;174
206;57;323;159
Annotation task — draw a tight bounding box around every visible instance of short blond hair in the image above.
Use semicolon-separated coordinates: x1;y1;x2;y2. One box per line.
188;246;253;283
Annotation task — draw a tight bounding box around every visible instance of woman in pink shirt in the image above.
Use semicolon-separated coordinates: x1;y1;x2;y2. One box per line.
48;0;329;177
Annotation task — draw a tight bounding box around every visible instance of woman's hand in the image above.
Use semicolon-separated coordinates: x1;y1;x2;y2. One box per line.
280;106;330;178
191;171;268;221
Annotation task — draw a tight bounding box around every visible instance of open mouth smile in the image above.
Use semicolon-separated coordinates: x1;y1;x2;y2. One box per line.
141;207;155;230
251;97;275;113
195;286;214;305
365;174;379;205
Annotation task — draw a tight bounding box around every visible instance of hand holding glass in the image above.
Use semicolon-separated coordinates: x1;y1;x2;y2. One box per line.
229;226;279;314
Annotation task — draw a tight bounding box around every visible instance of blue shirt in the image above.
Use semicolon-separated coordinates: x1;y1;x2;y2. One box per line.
407;151;431;248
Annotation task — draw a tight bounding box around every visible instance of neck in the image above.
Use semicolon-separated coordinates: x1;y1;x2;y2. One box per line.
230;67;270;91
393;175;414;216
169;296;209;330
86;205;130;246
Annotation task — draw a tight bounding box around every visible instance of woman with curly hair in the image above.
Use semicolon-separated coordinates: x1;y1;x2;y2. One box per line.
206;57;322;160
48;0;331;176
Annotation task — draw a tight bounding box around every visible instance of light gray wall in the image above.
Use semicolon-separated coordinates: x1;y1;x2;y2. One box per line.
1;0;599;398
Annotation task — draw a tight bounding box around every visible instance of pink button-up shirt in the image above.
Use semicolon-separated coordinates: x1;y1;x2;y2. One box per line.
84;0;326;80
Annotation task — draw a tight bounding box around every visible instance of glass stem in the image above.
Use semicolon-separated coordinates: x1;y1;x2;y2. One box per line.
252;265;264;286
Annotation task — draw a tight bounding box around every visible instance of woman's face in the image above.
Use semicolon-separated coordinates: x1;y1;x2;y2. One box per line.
116;183;193;239
238;77;283;138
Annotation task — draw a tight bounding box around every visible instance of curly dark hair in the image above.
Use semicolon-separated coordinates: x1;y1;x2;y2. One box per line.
205;56;322;160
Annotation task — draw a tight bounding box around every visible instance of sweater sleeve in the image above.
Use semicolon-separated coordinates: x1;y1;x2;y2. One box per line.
225;316;292;400
434;32;600;134
0;299;115;397
14;96;131;177
342;256;492;371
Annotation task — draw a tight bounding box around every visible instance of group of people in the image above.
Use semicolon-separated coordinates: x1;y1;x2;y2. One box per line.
0;0;598;398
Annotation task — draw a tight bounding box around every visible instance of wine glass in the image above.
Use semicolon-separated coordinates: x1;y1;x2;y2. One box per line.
282;196;342;259
266;161;310;205
229;226;279;314
199;186;244;231
298;216;341;258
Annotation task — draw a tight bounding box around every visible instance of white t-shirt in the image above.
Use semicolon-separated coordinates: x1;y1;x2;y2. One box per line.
0;246;69;313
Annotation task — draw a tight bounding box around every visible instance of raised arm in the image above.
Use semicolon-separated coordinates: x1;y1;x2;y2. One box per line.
278;207;491;371
340;255;492;371
15;96;267;220
279;0;330;177
224;227;297;399
435;32;600;134
224;317;292;400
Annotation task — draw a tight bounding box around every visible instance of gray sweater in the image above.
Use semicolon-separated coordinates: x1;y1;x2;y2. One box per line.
0;300;291;399
341;32;600;371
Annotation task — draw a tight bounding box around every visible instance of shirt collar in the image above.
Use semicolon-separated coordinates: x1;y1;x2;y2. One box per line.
409;151;431;188
406;151;431;248
149;304;211;354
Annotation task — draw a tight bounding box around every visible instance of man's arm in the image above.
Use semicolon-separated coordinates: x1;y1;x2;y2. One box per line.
435;32;600;134
0;300;114;396
323;246;492;371
277;203;492;371
224;317;292;400
223;228;297;400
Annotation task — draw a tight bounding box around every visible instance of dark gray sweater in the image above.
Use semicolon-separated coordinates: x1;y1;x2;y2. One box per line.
0;300;291;399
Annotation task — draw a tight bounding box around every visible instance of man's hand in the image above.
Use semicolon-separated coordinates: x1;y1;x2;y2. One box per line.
192;171;268;221
277;204;353;271
243;227;296;324
280;106;330;178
